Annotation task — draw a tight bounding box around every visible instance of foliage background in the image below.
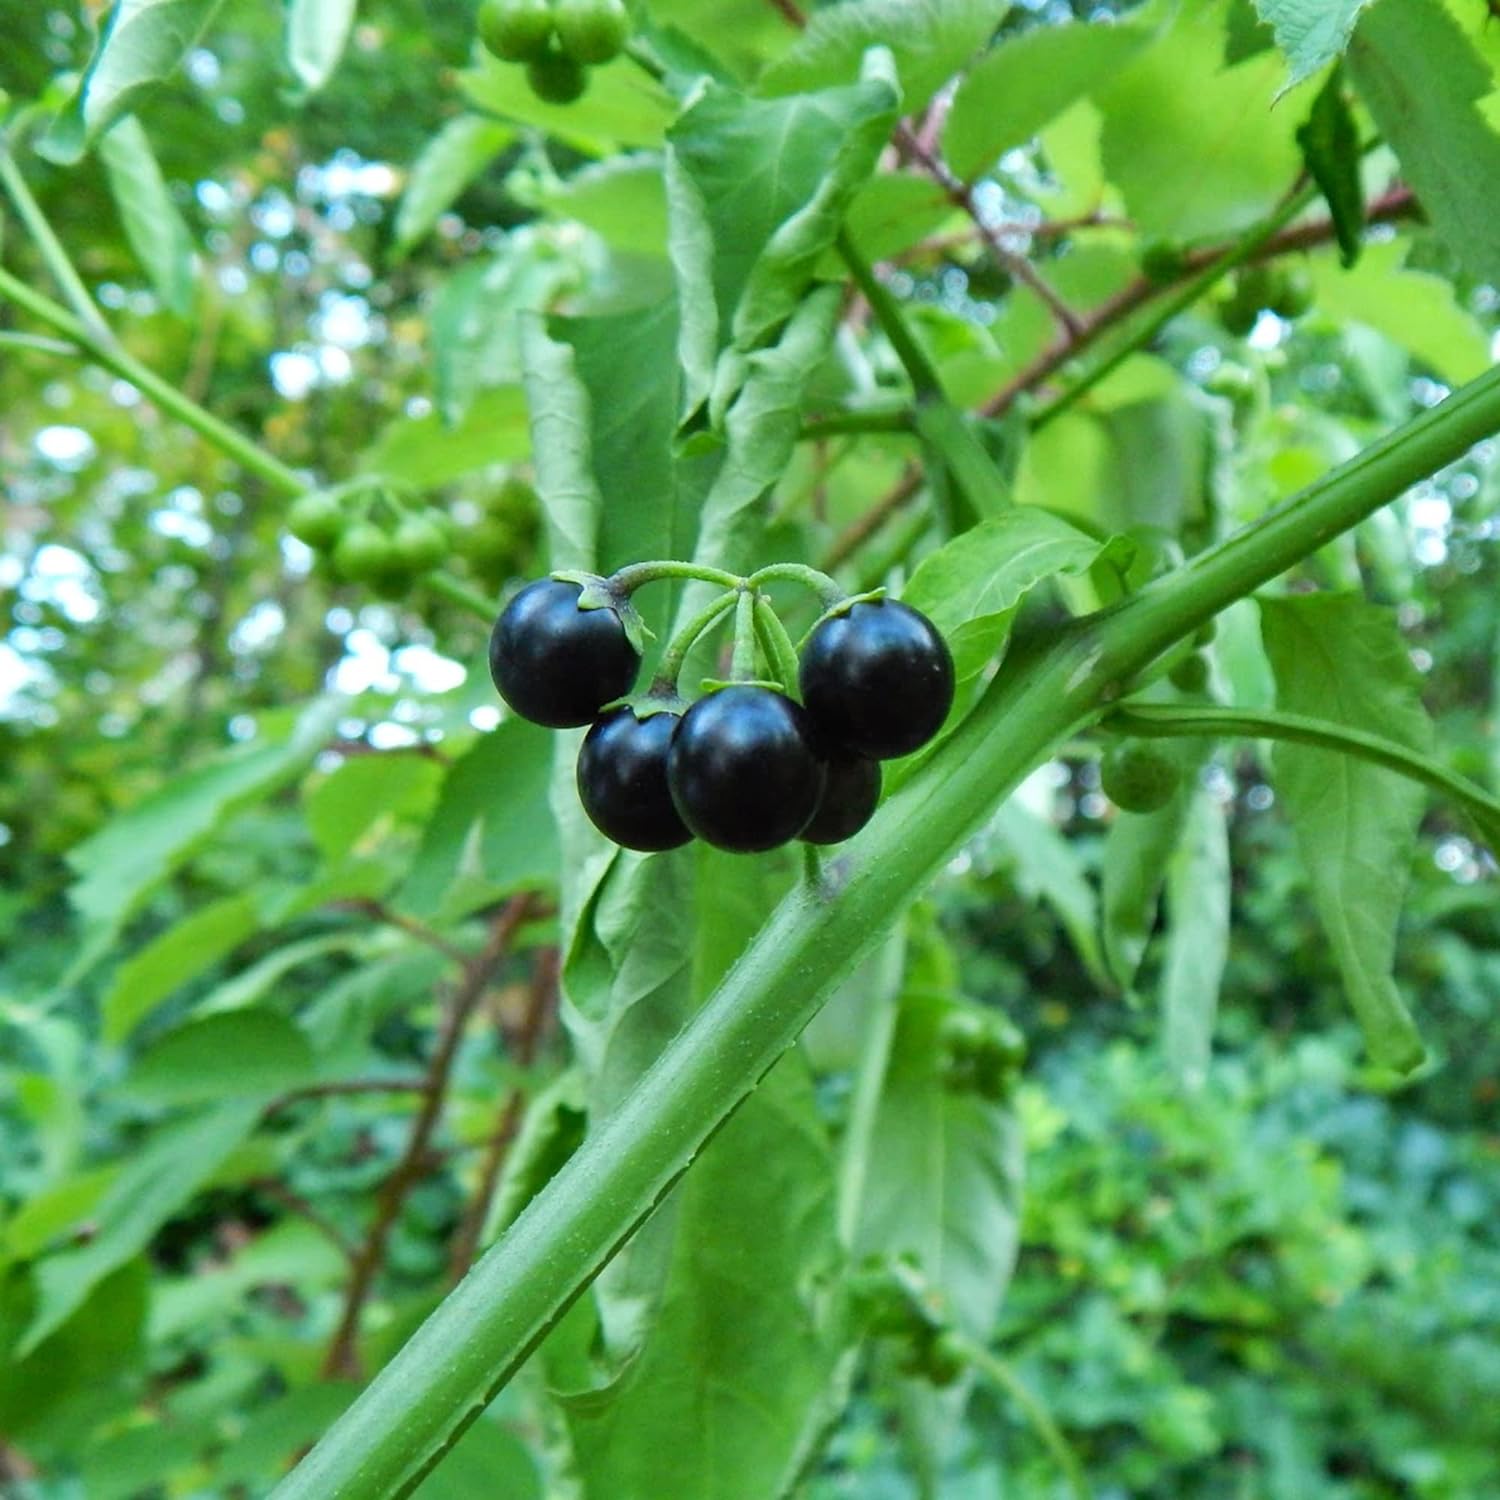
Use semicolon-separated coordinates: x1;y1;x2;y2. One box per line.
2;0;1499;1496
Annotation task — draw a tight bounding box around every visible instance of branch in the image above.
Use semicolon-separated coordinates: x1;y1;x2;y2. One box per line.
253;1178;359;1262
263;1077;432;1119
332;898;475;968
320;894;534;1380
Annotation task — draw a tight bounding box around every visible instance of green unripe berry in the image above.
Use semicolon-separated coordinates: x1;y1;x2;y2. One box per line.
287;491;346;552
1168;652;1211;695
526;47;588;103
1101;741;1182;815
554;0;631;65
477;0;556;63
466;515;522;567
333;520;398;585
1270;266;1314;319
391;513;449;573
1139;239;1186;285
1204;361;1254;400
1216;294;1259;338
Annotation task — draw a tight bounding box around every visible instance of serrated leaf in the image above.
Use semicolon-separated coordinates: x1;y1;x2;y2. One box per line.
1348;0;1500;283
287;0;357;93
62;698;342;985
40;0;228;164
402;720;560;918
1252;0;1374;85
1261;594;1433;1073
120;1010;316;1107
1160;789;1231;1088
102;892;260;1043
1297;67;1364;265
97;114;197;316
392;114;513;260
1096;1;1303;240
759;0;1010;115
944;21;1152;181
21;1102;260;1354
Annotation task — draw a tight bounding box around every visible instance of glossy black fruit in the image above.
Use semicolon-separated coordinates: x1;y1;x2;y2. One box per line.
1101;741;1182;814
800;600;955;760
477;0;556;62
667;686;825;853
554;0;630;64
489;578;639;728
526;47;588;103
802;754;881;845
577;706;691;852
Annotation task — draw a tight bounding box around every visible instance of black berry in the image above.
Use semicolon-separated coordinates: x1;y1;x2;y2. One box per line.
802;754;880;845
667;686;825;853
577;706;691;853
489;578;639;728
800;599;955;760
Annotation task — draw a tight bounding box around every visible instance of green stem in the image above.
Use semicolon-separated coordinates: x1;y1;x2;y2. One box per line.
837;229;944;401
1108;703;1500;844
650;588;740;694
800;407;917;439
423;572;500;626
752;595;802;695
746;561;845;607
1033;179;1319;430
272;341;1500;1500
729;586;758;681
610;559;744;595
956;1337;1091;1500
0;264;309;497
0;149;110;339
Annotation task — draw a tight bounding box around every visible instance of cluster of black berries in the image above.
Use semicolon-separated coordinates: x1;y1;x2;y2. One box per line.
488;576;956;855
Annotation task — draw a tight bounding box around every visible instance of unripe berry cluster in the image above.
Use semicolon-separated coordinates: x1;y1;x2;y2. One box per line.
287;485;451;599
487;567;956;855
477;0;632;105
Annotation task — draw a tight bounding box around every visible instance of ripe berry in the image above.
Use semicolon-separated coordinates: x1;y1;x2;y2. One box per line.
526;48;588;103
1101;741;1182;814
800;600;955;760
287;491;345;551
554;0;631;64
667;686;825;853
477;0;556;62
577;706;691;852
801;754;880;845
489;578;639;728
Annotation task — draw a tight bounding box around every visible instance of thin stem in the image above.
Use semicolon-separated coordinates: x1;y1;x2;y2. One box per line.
729;586;758;682
0;149;110;339
0;264;309;497
423;571;500;626
752;595;802;696
956;1337;1091;1500
650;587;740;694
821;464;925;571
0;330;76;357
800;407;917;439
253;1178;358;1263
746;561;845;606
1108;703;1500;843
610;559;743;595
332;898;475;968
1034;179;1319;430
837;229;945;400
264;1078;432;1119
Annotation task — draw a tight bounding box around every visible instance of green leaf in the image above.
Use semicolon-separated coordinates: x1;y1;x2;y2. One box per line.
539;155;671;261
304;751;443;862
21;1102;260;1353
215;1384;362;1491
520;315;605;571
1096;1;1303;239
392;114;514;260
903;506;1136;685
402;720;560;918
838;169;953;264
63;697;342;984
102;892;261;1043
1296;67;1364;265
0;1165;119;1265
97;113;197;316
358;387;530;487
944;21;1153;181
1251;0;1374;85
431;236;582;424
120;1010;316;1107
39;0;229;164
459;51;675;155
287;0;357;93
409;1416;543;1499
665;65;897;402
759;0;1010;116
1348;0;1500;283
1160;789;1231;1088
1261;594;1433;1073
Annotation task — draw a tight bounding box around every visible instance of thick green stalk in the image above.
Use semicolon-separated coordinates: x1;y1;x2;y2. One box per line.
0;150;110;338
275;361;1500;1499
